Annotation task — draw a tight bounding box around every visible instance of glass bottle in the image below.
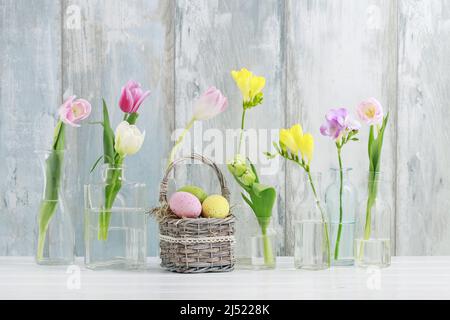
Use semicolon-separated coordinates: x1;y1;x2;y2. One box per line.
84;165;149;270
355;172;391;268
325;168;357;266
294;172;330;270
250;223;277;270
35;150;75;265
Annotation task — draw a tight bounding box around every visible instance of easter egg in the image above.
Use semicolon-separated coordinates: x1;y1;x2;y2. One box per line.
177;185;208;203
201;195;230;219
169;192;202;218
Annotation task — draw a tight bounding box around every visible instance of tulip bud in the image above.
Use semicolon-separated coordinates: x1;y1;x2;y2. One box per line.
227;155;257;187
114;121;145;157
241;169;256;186
193;86;228;121
119;80;150;114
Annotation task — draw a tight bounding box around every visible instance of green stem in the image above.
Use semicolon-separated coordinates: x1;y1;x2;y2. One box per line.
358;175;379;260
98;158;124;240
364;196;374;240
238;108;246;154
262;228;275;267
334;146;344;260
306;169;331;267
167;117;195;169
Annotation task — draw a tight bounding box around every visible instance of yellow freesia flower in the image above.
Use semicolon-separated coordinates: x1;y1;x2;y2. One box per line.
280;128;299;154
279;124;314;163
300;133;314;163
231;68;265;104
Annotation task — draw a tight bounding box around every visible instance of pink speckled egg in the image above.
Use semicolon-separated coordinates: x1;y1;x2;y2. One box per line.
168;191;202;218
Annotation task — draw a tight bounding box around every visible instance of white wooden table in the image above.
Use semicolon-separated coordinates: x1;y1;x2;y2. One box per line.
1;257;450;300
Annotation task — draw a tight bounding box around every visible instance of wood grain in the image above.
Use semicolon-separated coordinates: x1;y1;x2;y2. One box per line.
397;0;450;255
173;0;286;258
61;0;174;256
285;0;398;255
0;0;62;255
1;1;450;257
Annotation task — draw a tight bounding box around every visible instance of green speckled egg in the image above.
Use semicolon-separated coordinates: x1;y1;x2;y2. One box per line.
177;185;208;203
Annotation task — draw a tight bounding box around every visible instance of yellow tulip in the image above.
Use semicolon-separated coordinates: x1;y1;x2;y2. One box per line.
279;124;314;163
231;68;265;103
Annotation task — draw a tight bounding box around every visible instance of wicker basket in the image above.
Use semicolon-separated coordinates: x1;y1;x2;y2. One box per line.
153;153;235;273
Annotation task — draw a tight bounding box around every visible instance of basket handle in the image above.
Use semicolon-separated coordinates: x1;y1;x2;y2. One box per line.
158;153;230;205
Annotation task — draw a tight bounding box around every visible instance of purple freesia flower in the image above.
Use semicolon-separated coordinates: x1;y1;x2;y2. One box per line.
320;108;360;140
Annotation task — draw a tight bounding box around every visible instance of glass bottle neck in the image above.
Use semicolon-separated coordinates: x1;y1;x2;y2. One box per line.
331;168;352;181
102;165;125;182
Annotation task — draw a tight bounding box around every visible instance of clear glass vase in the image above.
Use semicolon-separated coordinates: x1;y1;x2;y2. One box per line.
84;165;149;270
251;227;277;270
293;172;330;270
325;168;357;266
35;150;75;265
355;172;391;268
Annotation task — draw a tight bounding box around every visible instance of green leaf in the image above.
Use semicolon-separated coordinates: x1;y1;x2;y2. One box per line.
251;182;274;197
102;99;115;165
248;158;260;183
264;151;277;159
273;142;282;155
90;155;103;173
241;192;254;211
248;183;276;231
52;121;65;150
37;123;65;259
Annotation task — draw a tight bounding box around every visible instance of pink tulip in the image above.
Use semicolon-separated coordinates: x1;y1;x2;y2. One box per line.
193;86;228;120
58;95;91;127
119;80;151;113
357;98;384;126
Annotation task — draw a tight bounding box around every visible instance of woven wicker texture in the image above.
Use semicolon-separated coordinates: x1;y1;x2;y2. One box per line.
154;153;235;273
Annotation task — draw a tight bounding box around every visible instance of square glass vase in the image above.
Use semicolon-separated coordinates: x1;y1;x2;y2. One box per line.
84;165;149;270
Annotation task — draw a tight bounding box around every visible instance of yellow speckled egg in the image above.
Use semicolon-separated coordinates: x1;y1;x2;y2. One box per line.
201;195;230;219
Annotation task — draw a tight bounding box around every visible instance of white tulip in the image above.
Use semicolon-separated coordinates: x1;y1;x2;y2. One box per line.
114;121;145;157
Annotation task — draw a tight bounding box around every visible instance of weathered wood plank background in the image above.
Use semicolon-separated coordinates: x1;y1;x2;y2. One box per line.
0;0;448;256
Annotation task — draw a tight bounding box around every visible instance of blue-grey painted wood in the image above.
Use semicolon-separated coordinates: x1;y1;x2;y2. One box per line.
285;0;398;255
61;0;174;256
173;0;286;259
0;0;62;255
1;0;450;257
397;0;450;255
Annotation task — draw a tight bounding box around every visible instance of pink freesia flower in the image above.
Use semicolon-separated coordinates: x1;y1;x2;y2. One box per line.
119;80;151;113
320;108;360;140
357;97;384;126
193;86;228;120
58;95;91;127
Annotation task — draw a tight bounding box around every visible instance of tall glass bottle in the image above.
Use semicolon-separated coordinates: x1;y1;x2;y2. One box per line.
35;150;75;265
325;168;357;266
355;172;391;268
294;172;330;270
